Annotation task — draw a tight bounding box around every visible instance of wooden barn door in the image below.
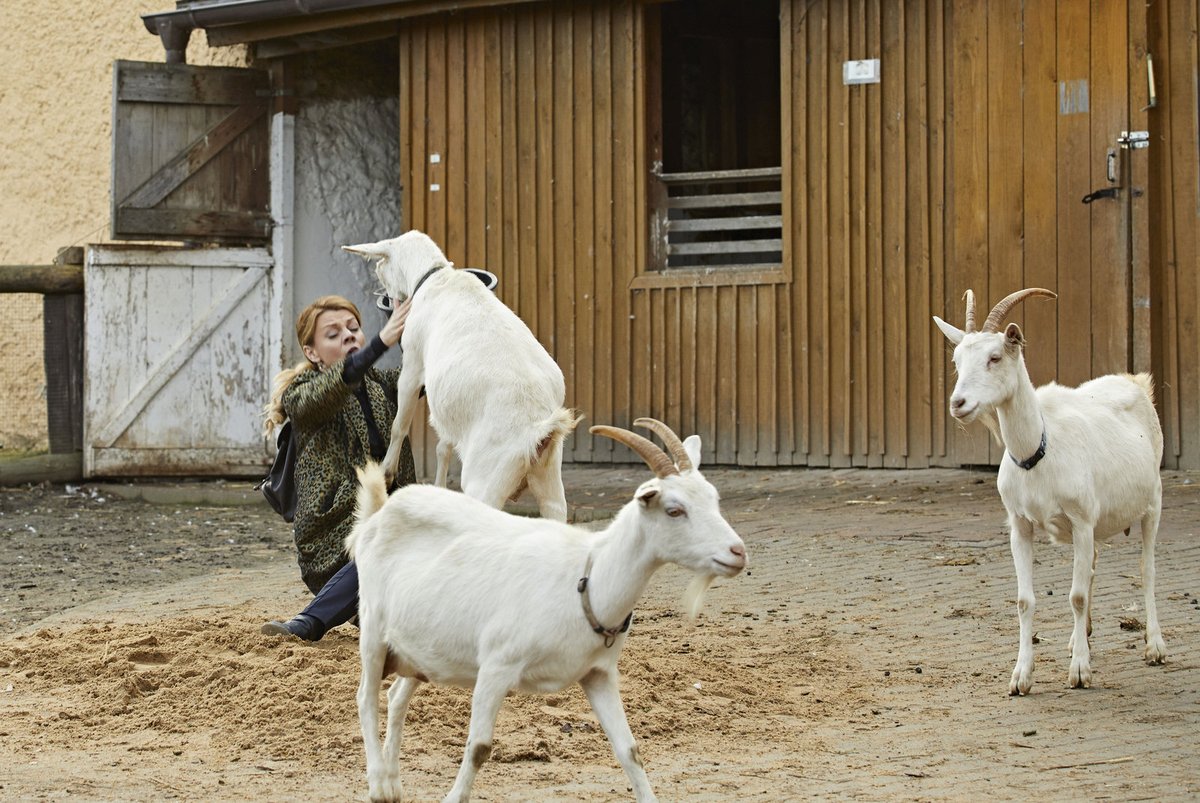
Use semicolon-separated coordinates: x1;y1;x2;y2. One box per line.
111;61;271;242
84;246;274;477
1045;0;1148;388
89;61;277;477
945;0;1150;465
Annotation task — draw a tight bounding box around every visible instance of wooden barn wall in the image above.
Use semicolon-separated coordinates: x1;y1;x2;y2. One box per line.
398;0;1194;471
1149;0;1200;469
398;0;644;474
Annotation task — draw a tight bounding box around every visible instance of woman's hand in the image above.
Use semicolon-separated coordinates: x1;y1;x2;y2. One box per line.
379;297;411;347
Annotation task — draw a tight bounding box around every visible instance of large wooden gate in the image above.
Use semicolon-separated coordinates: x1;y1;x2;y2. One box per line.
942;0;1149;465
91;60;278;477
84;246;273;477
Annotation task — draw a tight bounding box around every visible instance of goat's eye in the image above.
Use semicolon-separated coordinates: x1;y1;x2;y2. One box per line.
988;354;1002;365
666;507;686;518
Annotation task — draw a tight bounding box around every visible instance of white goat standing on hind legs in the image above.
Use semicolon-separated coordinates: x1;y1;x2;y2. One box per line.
343;230;580;521
346;418;747;803
933;288;1166;696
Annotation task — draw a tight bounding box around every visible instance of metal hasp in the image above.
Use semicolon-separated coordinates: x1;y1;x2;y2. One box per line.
1118;131;1150;149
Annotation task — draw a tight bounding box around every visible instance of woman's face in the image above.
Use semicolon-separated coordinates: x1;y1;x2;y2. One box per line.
303;309;365;369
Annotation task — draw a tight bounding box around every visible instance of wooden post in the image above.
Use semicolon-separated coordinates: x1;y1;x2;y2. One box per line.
43;248;85;454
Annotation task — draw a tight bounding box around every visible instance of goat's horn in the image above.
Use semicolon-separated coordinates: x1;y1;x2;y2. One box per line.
982;288;1058;333
590;425;678;478
964;289;977;333
633;417;694;473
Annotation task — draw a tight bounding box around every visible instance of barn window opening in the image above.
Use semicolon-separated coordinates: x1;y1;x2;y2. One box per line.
649;0;782;272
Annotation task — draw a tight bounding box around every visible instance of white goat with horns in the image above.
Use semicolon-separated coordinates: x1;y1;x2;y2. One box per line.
345;418;747;803
934;288;1166;695
344;230;580;521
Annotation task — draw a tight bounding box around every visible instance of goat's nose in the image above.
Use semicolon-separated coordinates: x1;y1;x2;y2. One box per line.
730;544;746;559
950;395;966;411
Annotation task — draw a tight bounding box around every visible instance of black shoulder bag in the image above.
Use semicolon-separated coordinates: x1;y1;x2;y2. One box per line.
257;420;298;522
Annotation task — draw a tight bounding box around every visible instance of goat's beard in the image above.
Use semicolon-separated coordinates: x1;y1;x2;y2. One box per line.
682;574;715;622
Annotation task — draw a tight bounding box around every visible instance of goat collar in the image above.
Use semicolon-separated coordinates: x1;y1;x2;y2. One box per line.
577;553;633;648
1009;427;1048;470
410;265;444;300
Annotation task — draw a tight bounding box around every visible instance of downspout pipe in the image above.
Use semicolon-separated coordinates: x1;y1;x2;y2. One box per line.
141;0;412;63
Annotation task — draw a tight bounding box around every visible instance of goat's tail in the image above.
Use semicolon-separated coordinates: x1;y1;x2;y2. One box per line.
345;461;389;560
1126;372;1155;404
532;408;585;465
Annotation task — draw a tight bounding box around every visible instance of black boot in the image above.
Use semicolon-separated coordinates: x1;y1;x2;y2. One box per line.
261;613;323;641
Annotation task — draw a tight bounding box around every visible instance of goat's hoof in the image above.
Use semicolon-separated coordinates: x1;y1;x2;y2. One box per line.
1145;637;1167;665
1009;666;1033;696
367;770;403;803
1068;661;1092;689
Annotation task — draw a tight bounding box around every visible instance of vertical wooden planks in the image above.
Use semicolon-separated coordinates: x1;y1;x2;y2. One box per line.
902;0;931;466
868;0;888;465
1022;0;1060;389
515;15;537;328
737;287;756;464
945;0;990;464
592;3;615;455
1089;0;1130;376
446;15;468;261
987;0;1025;384
552;5;578;440
613;1;640;439
465;19;487;266
1160;0;1199;464
779;0;799;463
927;0;948;463
483;15;503;279
427;21;448;247
756;284;778;466
696;286;718;464
1055;0;1093;388
1126;0;1152;376
383;0;1200;471
572;3;597;458
808;0;831;466
535;10;556;355
500;11;520;333
715;285;737;463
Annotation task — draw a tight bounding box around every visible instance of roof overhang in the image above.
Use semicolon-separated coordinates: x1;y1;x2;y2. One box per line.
142;0;540;61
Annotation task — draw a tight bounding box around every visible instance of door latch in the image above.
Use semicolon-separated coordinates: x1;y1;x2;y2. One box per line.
1082;187;1120;204
1117;130;1150;149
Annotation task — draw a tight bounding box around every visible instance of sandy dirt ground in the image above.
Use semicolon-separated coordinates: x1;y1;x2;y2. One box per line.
1;466;1198;801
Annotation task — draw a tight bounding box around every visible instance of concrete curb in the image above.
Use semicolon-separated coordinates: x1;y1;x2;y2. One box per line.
0;452;83;485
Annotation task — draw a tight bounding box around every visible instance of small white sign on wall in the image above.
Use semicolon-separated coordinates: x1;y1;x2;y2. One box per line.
843;59;880;85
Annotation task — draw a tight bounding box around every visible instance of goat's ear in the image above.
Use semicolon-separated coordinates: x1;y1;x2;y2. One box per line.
636;480;661;507
342;242;387;261
682;435;702;470
1005;322;1025;350
932;315;965;345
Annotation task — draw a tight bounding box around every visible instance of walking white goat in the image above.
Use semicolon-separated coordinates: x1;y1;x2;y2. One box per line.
934;288;1166;695
346;418;747;803
344;230;579;521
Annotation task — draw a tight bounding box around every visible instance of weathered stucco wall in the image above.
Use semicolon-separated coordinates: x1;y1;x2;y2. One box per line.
293;96;401;368
0;3;246;451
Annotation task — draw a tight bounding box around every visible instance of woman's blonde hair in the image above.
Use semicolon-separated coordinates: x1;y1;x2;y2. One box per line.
262;295;364;435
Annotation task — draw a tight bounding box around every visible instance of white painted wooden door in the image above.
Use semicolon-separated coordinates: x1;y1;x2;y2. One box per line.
84;245;274;477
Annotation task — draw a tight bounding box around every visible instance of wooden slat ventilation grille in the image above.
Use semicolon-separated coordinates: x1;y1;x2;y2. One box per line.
658;166;783;270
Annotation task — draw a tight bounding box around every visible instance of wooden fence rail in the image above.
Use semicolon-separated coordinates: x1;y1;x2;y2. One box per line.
0;264;84;294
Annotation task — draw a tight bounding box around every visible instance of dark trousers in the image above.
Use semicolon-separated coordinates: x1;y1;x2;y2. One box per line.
301;561;359;635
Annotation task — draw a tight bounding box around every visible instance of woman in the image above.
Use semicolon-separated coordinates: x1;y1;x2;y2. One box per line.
260;294;416;641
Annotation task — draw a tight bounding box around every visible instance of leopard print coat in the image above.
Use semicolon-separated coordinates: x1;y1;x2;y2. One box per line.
283;361;416;594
